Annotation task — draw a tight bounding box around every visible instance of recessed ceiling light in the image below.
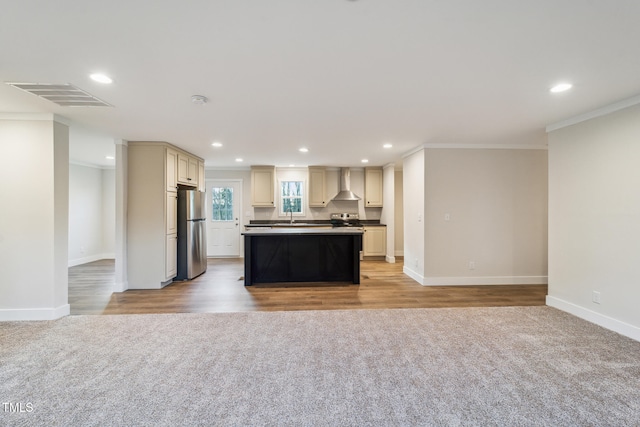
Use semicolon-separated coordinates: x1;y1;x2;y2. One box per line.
383;143;393;149
361;159;369;163
211;141;223;147
191;95;208;104
299;147;309;153
90;73;113;84
105;155;115;160
289;164;295;167
550;83;572;93
235;158;243;162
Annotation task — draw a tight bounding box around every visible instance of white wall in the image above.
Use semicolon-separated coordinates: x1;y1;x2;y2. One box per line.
547;103;640;341
402;147;548;286
381;165;395;262
114;140;128;291
394;169;404;257
53;122;69;314
423;148;548;285
102;168;116;255
402;149;426;283
68;164;115;266
0;116;69;320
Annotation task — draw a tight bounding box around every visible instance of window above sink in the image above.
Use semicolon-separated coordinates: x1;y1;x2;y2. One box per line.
279;180;305;217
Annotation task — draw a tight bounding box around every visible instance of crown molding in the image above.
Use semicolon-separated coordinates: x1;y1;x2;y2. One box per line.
546;93;640;133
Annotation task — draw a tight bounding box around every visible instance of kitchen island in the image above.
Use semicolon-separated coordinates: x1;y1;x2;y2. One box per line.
242;228;363;286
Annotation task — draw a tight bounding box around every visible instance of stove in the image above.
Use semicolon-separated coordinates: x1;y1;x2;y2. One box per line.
330;212;362;228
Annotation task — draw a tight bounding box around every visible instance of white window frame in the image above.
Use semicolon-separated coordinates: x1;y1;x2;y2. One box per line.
278;179;305;217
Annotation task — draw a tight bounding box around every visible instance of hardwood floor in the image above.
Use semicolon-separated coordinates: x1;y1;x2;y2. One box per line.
68;258;547;315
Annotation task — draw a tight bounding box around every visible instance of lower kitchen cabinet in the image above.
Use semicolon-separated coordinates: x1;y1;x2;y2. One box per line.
363;226;386;257
243;230;362;285
166;192;178;234
166;234;178;279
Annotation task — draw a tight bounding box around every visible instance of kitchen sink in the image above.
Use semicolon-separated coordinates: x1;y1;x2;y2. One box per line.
271;223;329;227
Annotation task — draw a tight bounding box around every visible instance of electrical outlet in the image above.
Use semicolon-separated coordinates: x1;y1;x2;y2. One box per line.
444;213;451;221
592;291;601;304
469;261;476;270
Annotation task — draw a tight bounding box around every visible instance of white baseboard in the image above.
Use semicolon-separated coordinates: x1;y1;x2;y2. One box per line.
385;255;396;264
422;276;548;286
113;281;129;292
68;253;115;267
403;266;425;285
399;270;547;287
546;296;640;342
0;304;70;321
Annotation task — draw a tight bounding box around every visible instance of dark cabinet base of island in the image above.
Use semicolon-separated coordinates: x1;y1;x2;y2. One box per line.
243;230;363;286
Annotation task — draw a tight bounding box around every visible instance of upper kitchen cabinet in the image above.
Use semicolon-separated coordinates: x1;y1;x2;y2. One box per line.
177;153;199;187
365;167;383;207
308;166;327;207
251;166;276;207
166;148;178;192
198;160;205;192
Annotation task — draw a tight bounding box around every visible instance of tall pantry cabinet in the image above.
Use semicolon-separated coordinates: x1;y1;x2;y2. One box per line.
127;142;203;289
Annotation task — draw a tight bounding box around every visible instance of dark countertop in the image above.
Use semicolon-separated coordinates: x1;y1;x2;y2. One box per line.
246;220;331;227
242;227;364;236
245;223;332;228
246;220;385;227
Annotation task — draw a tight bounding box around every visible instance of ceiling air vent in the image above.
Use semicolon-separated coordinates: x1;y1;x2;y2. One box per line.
6;82;112;107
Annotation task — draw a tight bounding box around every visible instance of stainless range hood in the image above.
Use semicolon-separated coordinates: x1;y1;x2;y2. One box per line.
332;168;361;201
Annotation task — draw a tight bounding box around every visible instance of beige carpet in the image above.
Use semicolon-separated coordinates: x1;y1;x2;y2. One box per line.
1;306;639;426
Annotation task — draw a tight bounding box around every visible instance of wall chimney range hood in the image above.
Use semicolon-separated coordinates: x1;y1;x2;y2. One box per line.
332;168;361;201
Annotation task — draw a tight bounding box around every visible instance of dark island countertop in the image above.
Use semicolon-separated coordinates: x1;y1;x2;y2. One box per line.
242;227;363;236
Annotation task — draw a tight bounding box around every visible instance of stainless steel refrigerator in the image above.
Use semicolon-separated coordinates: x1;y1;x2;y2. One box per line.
176;189;207;280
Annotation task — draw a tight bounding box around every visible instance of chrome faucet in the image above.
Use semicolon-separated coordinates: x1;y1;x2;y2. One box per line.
287;205;294;224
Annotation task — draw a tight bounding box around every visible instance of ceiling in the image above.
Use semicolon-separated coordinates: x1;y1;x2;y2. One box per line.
2;0;640;168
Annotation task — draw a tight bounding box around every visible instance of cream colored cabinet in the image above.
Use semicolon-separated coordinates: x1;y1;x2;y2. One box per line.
166;149;178;192
165;234;178;279
363;225;386;257
177;154;198;186
308;166;327;207
177;154;189;183
166;192;178;234
251;166;275;207
365;167;383;207
198;160;205;192
188;157;198;187
127;141;203;289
